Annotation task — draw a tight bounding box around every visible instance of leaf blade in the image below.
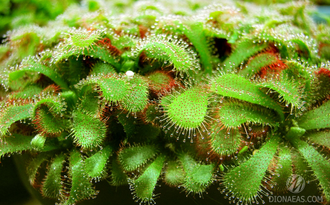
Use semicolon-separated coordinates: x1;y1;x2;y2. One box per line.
222;136;280;203
42;154;66;199
210;74;284;120
131;154;165;203
118;145;158;172
85;145;113;179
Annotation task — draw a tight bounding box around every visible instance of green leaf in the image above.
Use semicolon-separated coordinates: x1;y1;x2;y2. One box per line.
118;144;158;172
10;84;43;99
70;29;100;48
42;154;66;199
222;136;280;203
55;56;88;86
179;153;215;194
0;104;33;135
258;73;305;108
290;38;312;59
132;155;165;203
0;134;35;158
26;153;49;186
64;150;96;205
284;61;312;95
85;145;113;179
184;163;215;194
183;22;213;73
110;157;128;186
209;126;242;156
84;45;121;69
257;31;289;58
147;71;174;94
111;35;136;50
77;86;100;115
121;76;149;113
97;75;129;103
54;28;116;64
30;134;47;149
297;100;330;130
61;91;78;111
210;74;284;120
217;101;278;128
11;31;40;59
90;62;116;76
238;52;280;78
285;127;306;142
164;160;185;187
34;107;67;136
32;97;67;136
179;152;196;173
291;139;330;201
10;59;69;90
162;87;208;129
291;150;313;182
33;97;65;116
304;130;330;149
72;110;107;149
81;74;148;113
55;45;121;69
223;40;268;73
272;145;293;192
134;35;199;72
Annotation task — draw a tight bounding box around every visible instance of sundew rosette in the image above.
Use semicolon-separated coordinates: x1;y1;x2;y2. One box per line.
0;1;330;205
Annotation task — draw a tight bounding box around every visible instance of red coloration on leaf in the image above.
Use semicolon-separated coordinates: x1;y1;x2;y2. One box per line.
138;51;151;68
239;125;269;151
97;38;122;56
138;25;148;39
100;105;112;119
256;49;287;78
140;102;157;124
195;133;237;162
43;84;61;95
195;135;218;162
315;68;330;78
86;26;96;32
318;43;330;56
240;125;270;139
147;71;182;98
6;98;33;106
0;50;10;63
33;109;48;136
32;108;62;137
100;103;118;123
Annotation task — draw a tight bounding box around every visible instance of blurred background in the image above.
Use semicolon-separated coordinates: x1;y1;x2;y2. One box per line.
1;0;330;37
0;157;41;205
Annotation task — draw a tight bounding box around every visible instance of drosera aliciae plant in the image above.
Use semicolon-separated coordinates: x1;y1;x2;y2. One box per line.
1;0;330;204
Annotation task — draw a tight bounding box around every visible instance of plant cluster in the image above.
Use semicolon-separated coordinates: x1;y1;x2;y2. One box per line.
1;0;330;205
